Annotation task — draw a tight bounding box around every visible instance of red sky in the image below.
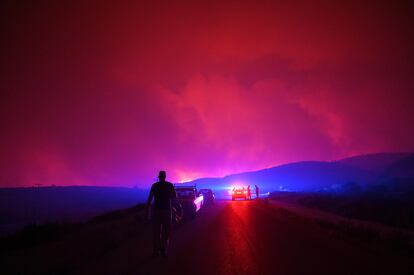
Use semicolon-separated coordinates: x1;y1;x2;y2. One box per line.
1;1;414;187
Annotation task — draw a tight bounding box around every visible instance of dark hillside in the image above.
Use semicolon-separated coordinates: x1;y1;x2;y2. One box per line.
337;152;411;172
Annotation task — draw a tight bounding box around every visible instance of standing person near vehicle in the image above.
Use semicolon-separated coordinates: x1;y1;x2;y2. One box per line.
247;185;252;200
255;184;259;199
146;170;176;258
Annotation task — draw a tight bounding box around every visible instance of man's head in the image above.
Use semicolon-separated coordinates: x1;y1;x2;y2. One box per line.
158;170;167;181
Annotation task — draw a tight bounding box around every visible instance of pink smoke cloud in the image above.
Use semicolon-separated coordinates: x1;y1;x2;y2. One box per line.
1;1;413;186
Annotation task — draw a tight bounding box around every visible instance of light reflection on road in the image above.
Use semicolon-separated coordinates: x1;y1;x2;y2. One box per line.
216;200;262;275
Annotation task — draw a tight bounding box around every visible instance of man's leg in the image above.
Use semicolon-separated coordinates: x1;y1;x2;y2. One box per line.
153;214;161;255
160;211;172;257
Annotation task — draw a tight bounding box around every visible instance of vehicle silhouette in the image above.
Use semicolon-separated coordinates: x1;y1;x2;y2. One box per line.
232;187;247;201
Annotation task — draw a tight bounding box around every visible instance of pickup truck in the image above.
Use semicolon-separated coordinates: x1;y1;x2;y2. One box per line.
174;185;204;220
199;188;215;205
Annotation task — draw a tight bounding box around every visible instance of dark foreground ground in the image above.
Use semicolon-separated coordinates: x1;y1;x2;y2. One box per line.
2;199;413;275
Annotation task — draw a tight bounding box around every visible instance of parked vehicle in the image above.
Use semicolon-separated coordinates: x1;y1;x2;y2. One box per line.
174;185;204;219
232;187;247;200
199;189;215;205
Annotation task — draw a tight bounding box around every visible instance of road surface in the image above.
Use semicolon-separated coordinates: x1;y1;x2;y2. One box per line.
80;199;413;275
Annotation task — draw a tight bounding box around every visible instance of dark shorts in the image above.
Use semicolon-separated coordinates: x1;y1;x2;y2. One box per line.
152;209;172;225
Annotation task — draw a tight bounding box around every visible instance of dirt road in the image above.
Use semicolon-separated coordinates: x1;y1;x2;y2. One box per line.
7;199;412;274
123;200;413;275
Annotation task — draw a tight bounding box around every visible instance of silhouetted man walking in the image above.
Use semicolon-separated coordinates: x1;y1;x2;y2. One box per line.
255;184;259;199
147;170;176;258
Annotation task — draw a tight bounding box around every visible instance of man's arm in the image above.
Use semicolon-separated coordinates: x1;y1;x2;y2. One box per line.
147;185;154;208
170;183;176;199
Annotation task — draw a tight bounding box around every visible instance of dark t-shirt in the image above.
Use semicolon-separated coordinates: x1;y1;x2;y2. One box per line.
150;181;176;211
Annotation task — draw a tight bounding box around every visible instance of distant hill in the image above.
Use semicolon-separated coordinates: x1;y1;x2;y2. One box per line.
336;152;412;173
383;154;414;179
191;161;373;193
190;152;414;194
